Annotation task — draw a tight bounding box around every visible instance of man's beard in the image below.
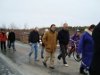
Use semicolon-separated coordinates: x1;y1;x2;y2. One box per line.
50;29;55;33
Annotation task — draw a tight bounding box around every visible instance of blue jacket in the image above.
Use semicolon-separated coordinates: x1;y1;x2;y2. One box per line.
71;32;80;41
71;32;80;47
78;30;94;69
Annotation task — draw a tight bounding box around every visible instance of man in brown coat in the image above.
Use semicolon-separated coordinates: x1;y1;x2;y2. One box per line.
42;24;57;69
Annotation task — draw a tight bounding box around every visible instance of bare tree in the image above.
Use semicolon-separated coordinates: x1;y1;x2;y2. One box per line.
1;24;6;29
24;23;28;29
9;23;18;29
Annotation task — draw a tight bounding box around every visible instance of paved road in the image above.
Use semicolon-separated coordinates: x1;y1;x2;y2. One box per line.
0;53;22;75
0;42;81;75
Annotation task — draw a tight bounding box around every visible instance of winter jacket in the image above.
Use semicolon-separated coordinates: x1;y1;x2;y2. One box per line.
42;30;57;53
58;29;69;45
89;23;100;74
29;30;39;43
0;32;7;42
71;32;80;47
71;32;80;41
8;32;15;42
0;32;2;42
78;29;94;69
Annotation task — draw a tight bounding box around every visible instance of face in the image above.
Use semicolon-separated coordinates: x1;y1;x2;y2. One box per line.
63;23;68;30
51;25;56;31
90;29;94;32
77;32;81;36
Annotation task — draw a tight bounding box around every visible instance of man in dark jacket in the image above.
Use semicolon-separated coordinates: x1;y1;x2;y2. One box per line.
58;23;70;67
28;27;40;61
8;30;16;51
89;22;100;75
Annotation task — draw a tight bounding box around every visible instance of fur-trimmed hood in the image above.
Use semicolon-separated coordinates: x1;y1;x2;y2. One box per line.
84;28;92;36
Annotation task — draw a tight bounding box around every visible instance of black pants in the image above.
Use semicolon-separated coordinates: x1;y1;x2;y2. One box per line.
1;41;6;52
89;67;98;75
58;44;68;64
89;71;98;75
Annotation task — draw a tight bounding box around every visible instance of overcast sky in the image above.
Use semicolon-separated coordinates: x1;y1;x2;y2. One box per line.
0;0;100;29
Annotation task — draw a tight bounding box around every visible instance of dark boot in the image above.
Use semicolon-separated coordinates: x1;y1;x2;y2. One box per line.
58;55;61;60
80;67;87;75
49;66;55;69
43;61;47;67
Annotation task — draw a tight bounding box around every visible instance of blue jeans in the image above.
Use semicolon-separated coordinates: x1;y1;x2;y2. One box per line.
31;43;38;61
8;41;15;50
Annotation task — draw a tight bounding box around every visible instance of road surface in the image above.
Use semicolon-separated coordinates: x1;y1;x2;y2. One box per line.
0;41;81;75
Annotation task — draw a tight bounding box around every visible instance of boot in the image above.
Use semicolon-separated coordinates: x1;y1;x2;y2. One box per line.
80;67;87;75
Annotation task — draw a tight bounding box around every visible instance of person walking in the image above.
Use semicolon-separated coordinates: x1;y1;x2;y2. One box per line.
28;27;40;61
57;23;70;67
42;24;57;69
0;29;7;53
78;25;95;75
68;29;81;58
89;22;100;75
8;30;16;51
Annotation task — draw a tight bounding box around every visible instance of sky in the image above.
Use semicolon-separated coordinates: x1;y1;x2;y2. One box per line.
0;0;100;29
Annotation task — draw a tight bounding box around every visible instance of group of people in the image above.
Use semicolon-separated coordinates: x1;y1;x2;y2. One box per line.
28;22;100;75
0;29;16;53
28;23;69;69
0;22;99;75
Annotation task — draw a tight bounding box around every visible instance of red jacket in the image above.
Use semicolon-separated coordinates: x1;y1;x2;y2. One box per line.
0;32;7;42
0;32;2;42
